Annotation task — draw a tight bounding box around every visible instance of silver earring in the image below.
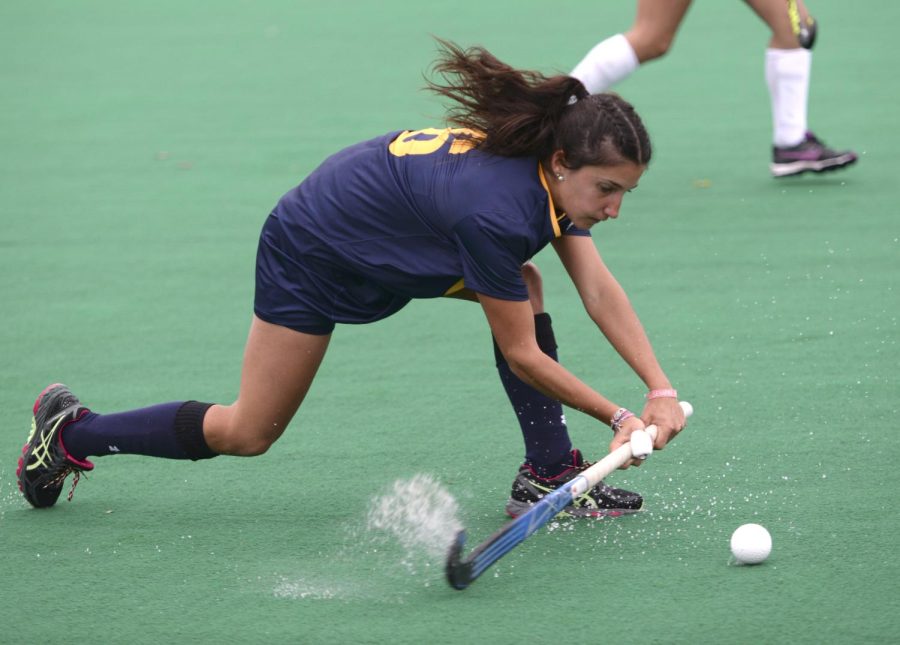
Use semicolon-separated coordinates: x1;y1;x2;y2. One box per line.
555;173;565;181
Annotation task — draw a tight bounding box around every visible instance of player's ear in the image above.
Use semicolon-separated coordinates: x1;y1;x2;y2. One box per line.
550;149;569;176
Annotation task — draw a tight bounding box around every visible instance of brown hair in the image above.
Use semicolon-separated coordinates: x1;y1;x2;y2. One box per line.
426;39;651;169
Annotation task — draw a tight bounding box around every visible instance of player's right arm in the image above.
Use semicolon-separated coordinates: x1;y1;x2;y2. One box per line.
551;234;684;449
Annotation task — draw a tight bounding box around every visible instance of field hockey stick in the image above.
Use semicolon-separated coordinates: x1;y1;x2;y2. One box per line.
445;400;693;590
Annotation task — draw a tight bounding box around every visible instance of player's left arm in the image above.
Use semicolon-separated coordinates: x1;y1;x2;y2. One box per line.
551;234;684;448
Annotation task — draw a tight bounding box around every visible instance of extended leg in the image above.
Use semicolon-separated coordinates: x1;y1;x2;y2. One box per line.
18;315;330;507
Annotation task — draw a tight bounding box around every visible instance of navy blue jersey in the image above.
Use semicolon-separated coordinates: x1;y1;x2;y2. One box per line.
255;128;589;333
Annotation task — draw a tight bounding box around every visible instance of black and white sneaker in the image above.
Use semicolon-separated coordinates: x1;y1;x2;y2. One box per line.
771;132;857;177
505;449;643;518
17;384;94;508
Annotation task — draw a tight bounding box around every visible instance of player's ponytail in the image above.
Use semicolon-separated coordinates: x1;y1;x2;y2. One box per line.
427;39;651;169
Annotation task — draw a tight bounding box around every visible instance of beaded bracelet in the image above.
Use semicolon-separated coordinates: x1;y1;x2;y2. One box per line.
610;407;635;432
646;388;678;401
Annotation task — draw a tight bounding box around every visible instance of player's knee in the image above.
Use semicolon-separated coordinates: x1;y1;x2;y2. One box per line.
627;30;676;62
642;35;675;61
231;437;274;457
206;409;282;456
219;432;275;457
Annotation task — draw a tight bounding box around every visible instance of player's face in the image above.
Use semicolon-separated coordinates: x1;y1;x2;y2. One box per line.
550;161;645;230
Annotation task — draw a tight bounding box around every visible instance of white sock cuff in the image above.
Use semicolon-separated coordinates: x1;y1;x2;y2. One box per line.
570;34;639;94
765;47;812;72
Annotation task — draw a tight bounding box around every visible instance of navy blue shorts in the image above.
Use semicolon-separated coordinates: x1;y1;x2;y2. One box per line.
254;213;411;335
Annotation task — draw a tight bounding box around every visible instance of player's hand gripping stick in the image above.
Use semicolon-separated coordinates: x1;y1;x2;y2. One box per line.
630;400;693;460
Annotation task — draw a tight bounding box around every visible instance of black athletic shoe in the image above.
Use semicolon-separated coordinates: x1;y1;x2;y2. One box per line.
771;132;857;178
17;384;94;508
505;449;643;518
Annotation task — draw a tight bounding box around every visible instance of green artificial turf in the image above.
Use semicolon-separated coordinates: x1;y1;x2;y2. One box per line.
2;1;897;643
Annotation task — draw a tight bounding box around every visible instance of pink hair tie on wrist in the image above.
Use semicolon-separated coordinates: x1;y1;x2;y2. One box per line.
646;388;678;400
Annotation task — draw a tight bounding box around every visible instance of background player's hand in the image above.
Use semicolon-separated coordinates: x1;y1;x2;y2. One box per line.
640;397;686;449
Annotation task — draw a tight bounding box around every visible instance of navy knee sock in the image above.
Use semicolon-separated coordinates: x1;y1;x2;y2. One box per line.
62;401;217;461
494;313;573;476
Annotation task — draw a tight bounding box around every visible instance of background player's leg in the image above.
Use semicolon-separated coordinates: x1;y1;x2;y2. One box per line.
571;0;692;93
745;0;808;48
625;0;694;62
747;0;811;147
745;0;857;175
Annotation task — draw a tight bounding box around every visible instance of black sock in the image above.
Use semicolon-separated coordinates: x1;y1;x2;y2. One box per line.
494;313;573;477
62;401;217;461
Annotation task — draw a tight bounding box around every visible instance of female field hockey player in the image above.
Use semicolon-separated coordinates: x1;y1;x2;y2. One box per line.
18;41;686;518
571;0;857;177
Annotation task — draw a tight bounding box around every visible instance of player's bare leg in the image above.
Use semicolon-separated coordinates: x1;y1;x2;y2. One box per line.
624;0;693;62
744;0;806;48
203;315;331;456
571;0;692;94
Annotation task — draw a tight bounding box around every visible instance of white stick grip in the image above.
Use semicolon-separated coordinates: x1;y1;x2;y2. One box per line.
630;429;653;459
580;401;693;491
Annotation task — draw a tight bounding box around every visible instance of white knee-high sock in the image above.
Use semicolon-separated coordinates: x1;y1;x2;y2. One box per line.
765;48;812;147
570;34;639;93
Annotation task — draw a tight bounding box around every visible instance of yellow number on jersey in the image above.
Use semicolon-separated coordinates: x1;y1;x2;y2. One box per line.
388;128;482;157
